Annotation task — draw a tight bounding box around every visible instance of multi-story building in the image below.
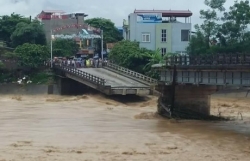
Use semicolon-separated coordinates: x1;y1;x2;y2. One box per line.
36;10;100;55
123;10;192;54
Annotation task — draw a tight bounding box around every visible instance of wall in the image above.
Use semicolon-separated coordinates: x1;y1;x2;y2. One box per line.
155;23;172;53
171;23;191;53
0;84;59;95
129;13;156;50
128;13;136;41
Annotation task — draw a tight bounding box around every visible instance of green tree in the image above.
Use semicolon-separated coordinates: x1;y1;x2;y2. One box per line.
187;30;207;55
85;18;123;53
0;61;4;69
10;20;46;47
109;40;162;77
0;13;30;46
52;39;79;57
14;43;49;69
187;0;226;55
221;0;250;44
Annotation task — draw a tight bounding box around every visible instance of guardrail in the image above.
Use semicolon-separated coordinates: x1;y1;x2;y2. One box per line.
55;65;105;86
104;62;158;84
166;54;250;66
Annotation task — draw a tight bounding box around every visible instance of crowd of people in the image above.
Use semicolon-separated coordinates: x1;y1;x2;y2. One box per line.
52;57;108;68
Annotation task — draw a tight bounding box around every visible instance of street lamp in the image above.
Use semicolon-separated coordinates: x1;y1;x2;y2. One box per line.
101;29;104;60
50;29;53;68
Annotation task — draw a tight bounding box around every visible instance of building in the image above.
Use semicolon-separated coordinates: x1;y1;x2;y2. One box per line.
123;9;192;54
36;10;88;41
36;10;101;55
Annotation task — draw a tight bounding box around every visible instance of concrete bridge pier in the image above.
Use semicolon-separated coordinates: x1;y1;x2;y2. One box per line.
57;77;91;95
157;83;218;117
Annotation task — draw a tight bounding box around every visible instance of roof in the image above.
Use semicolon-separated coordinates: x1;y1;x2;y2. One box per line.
134;10;192;17
42;10;66;14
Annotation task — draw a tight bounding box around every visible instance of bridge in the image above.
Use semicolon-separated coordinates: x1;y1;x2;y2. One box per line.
55;62;157;95
154;53;250;86
153;53;250;119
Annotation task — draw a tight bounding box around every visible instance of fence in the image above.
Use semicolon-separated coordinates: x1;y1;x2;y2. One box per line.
165;54;250;66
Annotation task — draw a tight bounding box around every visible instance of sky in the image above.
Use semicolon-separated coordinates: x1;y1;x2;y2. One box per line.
1;0;235;29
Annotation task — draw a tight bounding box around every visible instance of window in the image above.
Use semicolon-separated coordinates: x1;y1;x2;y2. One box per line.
161;29;167;42
142;33;150;42
161;48;167;55
181;30;189;41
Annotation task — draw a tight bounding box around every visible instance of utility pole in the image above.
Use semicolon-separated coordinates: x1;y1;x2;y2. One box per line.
101;29;103;60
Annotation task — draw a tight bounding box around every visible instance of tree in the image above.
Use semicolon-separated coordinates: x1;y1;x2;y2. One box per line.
14;43;49;69
0;13;30;46
195;0;226;50
221;0;250;44
187;30;207;55
186;0;250;54
52;39;79;57
0;61;4;69
84;18;123;53
10;20;46;47
109;40;162;77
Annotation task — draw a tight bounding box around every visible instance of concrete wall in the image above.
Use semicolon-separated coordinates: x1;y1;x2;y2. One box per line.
128;13;156;50
155;23;172;53
159;84;218;115
0;84;59;95
128;13;136;41
171;23;191;53
0;77;94;95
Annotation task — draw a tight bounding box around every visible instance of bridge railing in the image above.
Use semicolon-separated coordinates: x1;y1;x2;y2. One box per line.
166;53;250;66
55;65;105;86
104;62;158;84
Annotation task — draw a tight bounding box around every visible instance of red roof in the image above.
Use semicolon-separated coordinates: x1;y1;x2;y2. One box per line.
134;10;192;17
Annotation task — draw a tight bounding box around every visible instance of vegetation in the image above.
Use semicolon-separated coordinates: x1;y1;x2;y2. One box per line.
11;20;47;47
187;0;250;55
52;39;79;57
0;13;30;47
85;18;123;53
108;40;168;78
14;43;49;69
0;13;50;83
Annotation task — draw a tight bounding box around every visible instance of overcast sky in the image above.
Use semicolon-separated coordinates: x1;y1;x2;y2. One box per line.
1;0;235;29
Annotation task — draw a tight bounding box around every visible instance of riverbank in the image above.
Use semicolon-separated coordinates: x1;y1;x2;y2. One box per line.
0;93;249;161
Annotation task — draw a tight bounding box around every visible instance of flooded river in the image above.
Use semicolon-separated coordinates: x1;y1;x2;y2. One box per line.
0;94;249;161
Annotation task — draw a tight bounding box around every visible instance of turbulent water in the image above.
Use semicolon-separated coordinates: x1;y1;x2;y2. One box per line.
0;94;249;161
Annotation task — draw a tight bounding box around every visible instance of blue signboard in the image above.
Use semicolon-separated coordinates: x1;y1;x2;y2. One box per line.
137;13;162;23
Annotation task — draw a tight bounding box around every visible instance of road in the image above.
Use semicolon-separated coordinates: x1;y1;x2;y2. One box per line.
79;68;148;88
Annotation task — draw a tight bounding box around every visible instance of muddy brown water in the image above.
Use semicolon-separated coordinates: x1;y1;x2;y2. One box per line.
0;94;249;161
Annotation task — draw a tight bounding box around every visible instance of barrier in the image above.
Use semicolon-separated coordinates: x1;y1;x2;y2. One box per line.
166;54;250;66
104;62;157;84
55;65;105;86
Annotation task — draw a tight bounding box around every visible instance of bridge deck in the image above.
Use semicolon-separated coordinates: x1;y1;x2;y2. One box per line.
79;68;148;88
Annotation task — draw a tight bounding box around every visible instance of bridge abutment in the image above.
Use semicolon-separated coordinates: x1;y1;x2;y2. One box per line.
58;77;90;95
157;84;218;117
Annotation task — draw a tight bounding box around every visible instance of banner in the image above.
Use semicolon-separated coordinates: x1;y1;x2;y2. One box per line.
137;13;162;23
